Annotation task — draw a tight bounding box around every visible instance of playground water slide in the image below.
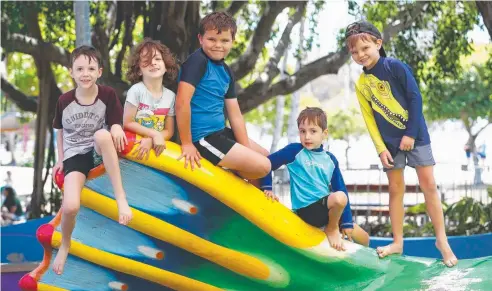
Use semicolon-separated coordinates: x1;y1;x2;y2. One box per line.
18;132;492;291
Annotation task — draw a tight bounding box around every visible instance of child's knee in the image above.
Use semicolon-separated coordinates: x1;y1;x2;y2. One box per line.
259;157;271;177
250;157;271;179
258;147;269;157
389;181;405;193
63;202;80;217
419;177;437;192
94;129;112;144
330;191;347;208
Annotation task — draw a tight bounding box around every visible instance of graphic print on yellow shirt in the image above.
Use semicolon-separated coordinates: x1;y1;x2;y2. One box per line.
358;74;408;130
355;57;430;156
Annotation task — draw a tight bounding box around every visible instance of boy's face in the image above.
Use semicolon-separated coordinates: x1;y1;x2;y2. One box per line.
198;29;233;61
139;49;166;80
349;38;383;69
70;55;102;90
298;120;328;150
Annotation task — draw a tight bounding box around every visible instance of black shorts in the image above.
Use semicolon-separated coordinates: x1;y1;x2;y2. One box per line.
63;149;102;177
194;128;237;166
295;196;329;228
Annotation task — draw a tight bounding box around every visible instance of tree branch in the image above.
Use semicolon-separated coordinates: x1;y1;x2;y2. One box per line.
381;1;428;42
237;3;305;99
230;1;302;80
1;32;71;68
264;3;306;80
109;1;125;51
0;77;38;112
115;2;135;78
238;1;429;113
226;1;248;16
476;1;492;40
474;122;491;137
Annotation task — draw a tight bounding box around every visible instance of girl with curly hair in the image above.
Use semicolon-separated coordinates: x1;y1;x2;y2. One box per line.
123;38;179;160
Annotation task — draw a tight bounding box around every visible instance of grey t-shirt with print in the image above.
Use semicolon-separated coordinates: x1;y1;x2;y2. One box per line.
125;82;176;132
52;85;123;161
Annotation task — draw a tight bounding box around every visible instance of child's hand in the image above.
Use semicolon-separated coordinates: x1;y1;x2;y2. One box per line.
263;190;279;202
342;228;353;242
111;125;128;152
133;137;153;160
399;136;415;151
52;162;63;181
379;150;394;169
152;132;166;157
178;143;202;170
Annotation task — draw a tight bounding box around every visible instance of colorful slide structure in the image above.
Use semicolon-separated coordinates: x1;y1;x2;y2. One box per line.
18;132;491;291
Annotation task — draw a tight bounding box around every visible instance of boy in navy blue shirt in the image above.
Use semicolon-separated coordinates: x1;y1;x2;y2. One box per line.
345;21;457;266
175;12;270;183
261;107;369;250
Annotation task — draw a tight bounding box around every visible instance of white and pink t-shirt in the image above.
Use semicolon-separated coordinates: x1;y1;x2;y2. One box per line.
52;85;123;161
125;82;176;132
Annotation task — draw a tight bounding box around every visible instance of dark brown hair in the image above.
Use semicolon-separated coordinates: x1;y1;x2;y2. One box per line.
297;107;328;130
126;38;179;85
199;12;237;39
71;45;103;68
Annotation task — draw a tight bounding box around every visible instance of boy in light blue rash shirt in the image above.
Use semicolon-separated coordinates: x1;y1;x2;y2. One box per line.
261;107;369;250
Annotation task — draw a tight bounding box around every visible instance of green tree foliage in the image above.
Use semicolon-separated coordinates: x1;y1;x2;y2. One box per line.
327;109;365;169
425;63;491;123
327;109;365;141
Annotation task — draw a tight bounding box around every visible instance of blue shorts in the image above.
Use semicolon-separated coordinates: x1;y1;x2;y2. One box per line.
384;144;435;172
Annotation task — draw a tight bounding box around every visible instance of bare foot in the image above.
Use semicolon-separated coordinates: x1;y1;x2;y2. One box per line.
436;239;458;267
325;227;345;251
376;243;403;258
52;242;70;275
117;198;133;225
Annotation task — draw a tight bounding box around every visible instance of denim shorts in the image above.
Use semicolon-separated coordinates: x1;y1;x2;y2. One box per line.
384;144;435;172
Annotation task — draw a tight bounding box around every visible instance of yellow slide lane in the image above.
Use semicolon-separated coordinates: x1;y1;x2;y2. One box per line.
124;140;325;250
80;188;284;284
51;232;223;291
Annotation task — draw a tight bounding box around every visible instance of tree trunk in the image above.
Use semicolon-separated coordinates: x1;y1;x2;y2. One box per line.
345;142;351;170
476;1;492;40
465;134;482;185
31;69;50;218
74;1;92;46
271;50;289;152
287;17;305;143
25;5;62;218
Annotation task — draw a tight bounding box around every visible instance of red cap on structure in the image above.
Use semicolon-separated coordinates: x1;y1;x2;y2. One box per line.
36;224;54;247
19;274;37;291
121;131;136;155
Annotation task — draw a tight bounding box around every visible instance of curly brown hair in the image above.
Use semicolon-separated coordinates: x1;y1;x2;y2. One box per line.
126;38;179;85
200;12;237;39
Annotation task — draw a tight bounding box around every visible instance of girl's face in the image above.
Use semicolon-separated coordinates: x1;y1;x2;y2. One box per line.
139;49;166;81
